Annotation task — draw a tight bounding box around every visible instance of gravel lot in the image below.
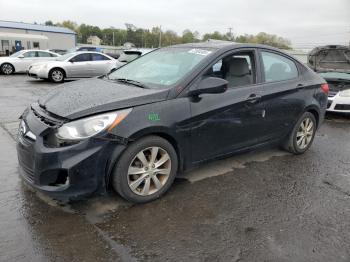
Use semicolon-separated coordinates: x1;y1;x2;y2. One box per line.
1;74;350;262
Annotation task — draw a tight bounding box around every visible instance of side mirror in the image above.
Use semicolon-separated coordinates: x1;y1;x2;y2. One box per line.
188;77;228;97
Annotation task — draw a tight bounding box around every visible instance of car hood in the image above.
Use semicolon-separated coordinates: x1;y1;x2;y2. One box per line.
308;45;350;73
38;78;169;120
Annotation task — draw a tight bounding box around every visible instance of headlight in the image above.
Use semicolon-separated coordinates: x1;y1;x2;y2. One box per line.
339;89;350;97
55;108;132;141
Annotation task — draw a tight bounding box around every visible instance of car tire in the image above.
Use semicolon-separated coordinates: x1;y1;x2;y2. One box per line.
283;112;317;154
112;136;178;203
1;63;15;75
49;68;65;83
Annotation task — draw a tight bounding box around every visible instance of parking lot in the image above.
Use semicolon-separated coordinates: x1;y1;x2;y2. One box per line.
1;74;350;261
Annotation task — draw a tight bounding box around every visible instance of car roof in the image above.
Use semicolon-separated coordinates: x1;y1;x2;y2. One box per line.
21;49;55;52
171;41;285;53
72;51;107;55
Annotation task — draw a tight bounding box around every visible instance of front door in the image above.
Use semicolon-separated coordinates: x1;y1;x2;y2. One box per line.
16;51;37;72
189;49;266;163
66;53;92;78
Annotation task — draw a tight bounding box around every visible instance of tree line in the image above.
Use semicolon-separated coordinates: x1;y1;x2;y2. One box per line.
44;20;292;49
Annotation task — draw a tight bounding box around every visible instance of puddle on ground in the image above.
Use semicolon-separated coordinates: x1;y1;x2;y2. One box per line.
182;148;289;183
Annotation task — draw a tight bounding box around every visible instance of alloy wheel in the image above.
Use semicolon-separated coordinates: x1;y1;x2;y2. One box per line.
127;146;171;196
2;64;13;75
296;117;314;149
51;70;63;82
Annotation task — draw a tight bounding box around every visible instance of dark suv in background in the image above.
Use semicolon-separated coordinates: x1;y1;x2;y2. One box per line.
17;42;328;203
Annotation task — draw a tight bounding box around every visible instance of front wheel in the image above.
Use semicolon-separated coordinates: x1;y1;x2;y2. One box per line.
283;112;317;154
1;63;14;75
49;68;65;83
112;136;178;203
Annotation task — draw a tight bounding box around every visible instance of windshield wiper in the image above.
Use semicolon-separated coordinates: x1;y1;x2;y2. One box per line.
115;78;149;89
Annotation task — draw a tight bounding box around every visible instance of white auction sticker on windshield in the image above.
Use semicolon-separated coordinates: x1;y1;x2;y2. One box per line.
188;49;212;56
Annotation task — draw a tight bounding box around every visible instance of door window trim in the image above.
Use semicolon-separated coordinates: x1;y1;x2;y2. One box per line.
258;48;301;84
69;53;92;62
185;48;262;96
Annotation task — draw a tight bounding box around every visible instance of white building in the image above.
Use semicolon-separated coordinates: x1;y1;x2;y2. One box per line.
0;20;76;55
87;36;102;46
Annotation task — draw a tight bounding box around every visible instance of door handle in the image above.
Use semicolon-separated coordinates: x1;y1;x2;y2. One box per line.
245;94;262;104
296;83;305;90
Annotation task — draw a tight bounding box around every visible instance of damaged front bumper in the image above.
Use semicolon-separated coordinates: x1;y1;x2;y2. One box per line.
16;108;126;202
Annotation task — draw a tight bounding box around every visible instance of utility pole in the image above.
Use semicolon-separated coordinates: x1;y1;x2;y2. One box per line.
141;29;144;48
228;27;234;41
159;25;162;47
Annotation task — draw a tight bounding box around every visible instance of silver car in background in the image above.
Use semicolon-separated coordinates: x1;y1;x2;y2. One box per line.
28;51;122;83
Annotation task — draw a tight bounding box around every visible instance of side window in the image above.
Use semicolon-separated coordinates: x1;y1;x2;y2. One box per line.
91;53;110;61
205;51;256;88
70;53;91;62
23;51;37;58
261;51;298;82
37;51;52;57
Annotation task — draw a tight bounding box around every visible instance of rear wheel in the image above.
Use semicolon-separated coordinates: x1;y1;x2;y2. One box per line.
283;112;317;154
112;136;178;203
1;63;14;75
49;68;65;83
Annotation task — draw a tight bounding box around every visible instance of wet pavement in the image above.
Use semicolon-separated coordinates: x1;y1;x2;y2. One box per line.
1;74;350;261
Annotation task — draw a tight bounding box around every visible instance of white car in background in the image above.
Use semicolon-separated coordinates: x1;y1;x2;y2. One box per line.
118;49;154;64
28;51;122;83
319;72;350;113
0;50;60;75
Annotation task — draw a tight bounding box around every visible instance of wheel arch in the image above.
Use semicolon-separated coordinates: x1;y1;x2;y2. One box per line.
105;128;185;190
304;106;320;127
49;67;67;78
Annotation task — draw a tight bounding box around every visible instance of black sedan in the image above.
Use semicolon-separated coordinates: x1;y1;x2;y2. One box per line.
17;42;328;203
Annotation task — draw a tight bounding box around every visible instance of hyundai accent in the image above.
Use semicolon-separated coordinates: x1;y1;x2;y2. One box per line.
17;42;328;203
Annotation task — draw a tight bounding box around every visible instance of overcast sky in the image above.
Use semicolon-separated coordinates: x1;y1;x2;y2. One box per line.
0;0;349;49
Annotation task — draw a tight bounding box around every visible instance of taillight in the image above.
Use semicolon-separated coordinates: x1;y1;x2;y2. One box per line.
321;83;329;94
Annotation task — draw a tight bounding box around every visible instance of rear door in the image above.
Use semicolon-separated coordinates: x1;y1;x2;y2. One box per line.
65;53;92;78
90;53;113;76
189;49;267;162
257;49;307;141
36;51;58;62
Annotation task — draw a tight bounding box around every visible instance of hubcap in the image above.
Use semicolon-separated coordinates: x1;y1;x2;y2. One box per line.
127;147;171;196
52;70;63;82
2;64;13;74
296;117;314;149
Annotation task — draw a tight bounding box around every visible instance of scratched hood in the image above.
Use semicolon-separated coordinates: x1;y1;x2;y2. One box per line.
38;78;168;119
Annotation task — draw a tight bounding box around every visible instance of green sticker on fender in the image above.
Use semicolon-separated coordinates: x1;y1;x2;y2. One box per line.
148;113;160;121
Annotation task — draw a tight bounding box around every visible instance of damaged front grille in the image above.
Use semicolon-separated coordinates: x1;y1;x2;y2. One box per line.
31;104;66;128
328;82;350;98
